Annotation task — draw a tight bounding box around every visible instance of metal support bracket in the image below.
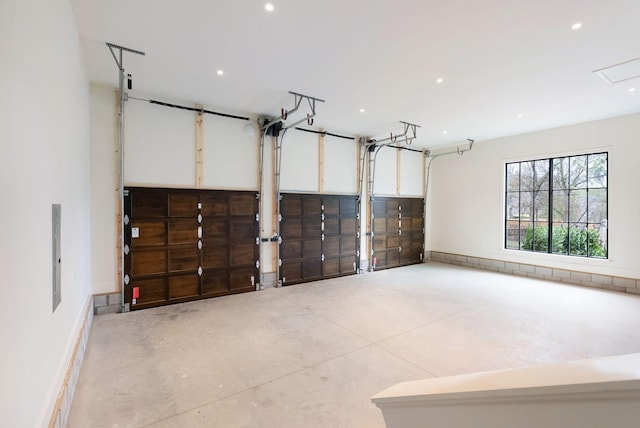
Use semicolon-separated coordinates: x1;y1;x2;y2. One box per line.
391;121;421;145
281;91;326;123
106;42;145;314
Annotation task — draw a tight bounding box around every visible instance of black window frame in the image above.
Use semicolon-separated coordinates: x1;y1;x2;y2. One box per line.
504;152;608;259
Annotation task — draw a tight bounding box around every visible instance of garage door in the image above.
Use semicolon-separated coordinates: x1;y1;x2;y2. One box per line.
124;188;259;310
372;197;424;270
280;193;359;285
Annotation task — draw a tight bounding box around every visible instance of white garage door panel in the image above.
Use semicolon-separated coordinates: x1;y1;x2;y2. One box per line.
125;101;195;186
202;115;258;190
324;136;358;194
280;130;319;192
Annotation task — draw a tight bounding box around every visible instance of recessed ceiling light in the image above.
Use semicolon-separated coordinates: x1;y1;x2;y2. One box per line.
359;108;365;113
216;70;224;76
571;22;582;30
517;113;523;118
436;78;443;84
629;88;636;92
442;131;448;135
265;3;274;12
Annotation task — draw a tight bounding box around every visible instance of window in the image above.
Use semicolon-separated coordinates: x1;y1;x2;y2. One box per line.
505;153;607;258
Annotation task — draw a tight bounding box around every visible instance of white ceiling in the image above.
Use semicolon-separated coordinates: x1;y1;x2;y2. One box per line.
71;0;640;148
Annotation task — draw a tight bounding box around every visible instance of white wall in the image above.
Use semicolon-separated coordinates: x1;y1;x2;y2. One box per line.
125;99;196;187
280;129;319;192
370;146;424;197
399;149;424;197
0;0;92;426
202;114;259;190
323;135;359;194
429;113;640;279
373;147;398;196
90;84;117;294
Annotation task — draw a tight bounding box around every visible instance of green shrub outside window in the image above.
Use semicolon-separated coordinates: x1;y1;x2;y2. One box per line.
505;153;607;258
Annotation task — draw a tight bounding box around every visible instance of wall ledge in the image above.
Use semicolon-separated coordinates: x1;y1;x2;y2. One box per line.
373;353;640;428
48;296;94;428
428;251;639;295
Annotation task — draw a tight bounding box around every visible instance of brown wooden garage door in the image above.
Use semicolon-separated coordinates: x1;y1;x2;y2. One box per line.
280;193;359;285
371;197;424;270
124;188;259;310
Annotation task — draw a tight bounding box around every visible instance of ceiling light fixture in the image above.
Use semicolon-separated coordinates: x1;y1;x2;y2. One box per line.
571;22;582;30
629;88;636;92
217;70;224;76
265;3;274;12
443;131;448;135
359;108;365;113
436;78;443;84
517;113;523;118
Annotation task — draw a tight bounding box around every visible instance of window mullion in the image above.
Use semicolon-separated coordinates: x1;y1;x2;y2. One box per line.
548;158;553;253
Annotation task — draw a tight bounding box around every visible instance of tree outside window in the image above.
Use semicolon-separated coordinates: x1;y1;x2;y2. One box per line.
505;153;607;258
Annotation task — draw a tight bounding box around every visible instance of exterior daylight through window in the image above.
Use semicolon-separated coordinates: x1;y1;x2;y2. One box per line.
505;153;608;258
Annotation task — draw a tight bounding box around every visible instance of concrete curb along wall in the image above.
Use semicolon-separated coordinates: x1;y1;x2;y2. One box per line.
48;296;94;428
428;251;640;295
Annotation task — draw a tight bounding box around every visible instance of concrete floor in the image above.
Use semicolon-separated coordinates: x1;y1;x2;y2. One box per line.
68;263;640;427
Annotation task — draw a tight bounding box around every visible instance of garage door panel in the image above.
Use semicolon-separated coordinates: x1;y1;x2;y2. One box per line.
230;219;255;241
230;243;255;266
340;218;356;235
373;235;387;251
169;192;199;217
323;197;340;215
304;259;322;279
371;197;423;270
201;192;228;216
132;249;166;276
131;190;166;218
387;218;399;233
323;237;340;257
125;188;257;310
203;220;228;239
340;198;357;215
324;218;339;235
229;268;256;291
281;197;302;216
387;250;399;266
303;239;321;258
372;200;386;216
131;220;165;247
341;237;356;253
282;262;302;283
280;193;358;286
230;193;255;216
169;274;199;299
303;197;322;215
281;240;302;259
340;256;356;273
169;219;198;244
282;219;302;239
323;258;340;276
168;246;198;272
132;278;166;305
202;270;228;295
373;218;386;233
303;218;321;238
